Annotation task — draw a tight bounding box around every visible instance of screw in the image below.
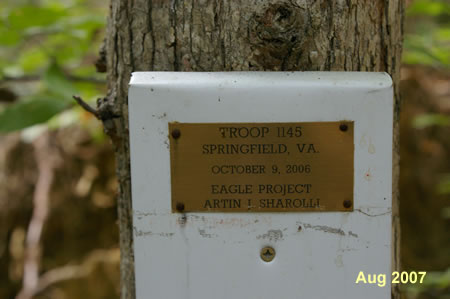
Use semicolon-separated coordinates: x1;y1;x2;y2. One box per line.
339;123;348;132
298;225;302;232
171;129;181;139
343;200;352;209
260;246;276;262
176;202;185;212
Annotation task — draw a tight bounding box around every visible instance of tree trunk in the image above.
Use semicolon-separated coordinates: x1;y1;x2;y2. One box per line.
105;1;404;298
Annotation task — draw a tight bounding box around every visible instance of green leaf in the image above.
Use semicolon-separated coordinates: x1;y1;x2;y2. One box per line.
412;114;450;128
403;32;450;67
0;96;70;133
7;4;67;30
0;27;21;45
437;175;450;194
18;48;48;72
65;15;106;31
407;0;450;17
0;0;106;132
43;62;78;98
437;28;450;40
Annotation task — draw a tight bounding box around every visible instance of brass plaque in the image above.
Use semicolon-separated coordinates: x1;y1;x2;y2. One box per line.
169;122;354;212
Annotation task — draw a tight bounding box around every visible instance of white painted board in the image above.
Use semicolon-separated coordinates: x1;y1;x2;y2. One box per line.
129;72;393;299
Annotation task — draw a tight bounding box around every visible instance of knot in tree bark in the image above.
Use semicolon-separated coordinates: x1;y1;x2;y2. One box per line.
249;2;307;70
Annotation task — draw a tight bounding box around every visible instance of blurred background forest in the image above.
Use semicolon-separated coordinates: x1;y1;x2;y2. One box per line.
0;0;449;298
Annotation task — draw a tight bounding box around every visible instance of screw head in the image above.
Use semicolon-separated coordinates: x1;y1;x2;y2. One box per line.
343;200;352;209
260;246;276;262
176;202;185;212
339;123;348;132
171;129;181;139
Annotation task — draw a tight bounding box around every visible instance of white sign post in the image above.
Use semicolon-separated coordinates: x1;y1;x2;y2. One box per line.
129;72;393;298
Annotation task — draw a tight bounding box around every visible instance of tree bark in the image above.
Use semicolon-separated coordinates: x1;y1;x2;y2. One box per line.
105;1;404;298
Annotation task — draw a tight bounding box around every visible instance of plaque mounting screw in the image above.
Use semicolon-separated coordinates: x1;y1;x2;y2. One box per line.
343;200;352;209
260;246;276;262
176;202;185;212
171;129;181;139
339;123;348;132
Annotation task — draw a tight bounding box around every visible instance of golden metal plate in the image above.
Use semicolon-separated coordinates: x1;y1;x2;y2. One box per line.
169;122;354;212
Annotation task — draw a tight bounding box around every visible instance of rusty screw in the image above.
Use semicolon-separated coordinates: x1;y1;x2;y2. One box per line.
339;123;348;132
260;246;276;262
171;129;181;139
176;202;185;212
343;200;352;209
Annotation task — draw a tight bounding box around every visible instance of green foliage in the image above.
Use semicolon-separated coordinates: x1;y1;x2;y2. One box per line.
0;62;78;132
404;0;450;68
44;62;78;99
412;113;450;128
407;2;450;240
405;268;450;299
437;174;450;194
0;96;69;132
407;1;450;282
407;0;450;16
0;0;106;133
